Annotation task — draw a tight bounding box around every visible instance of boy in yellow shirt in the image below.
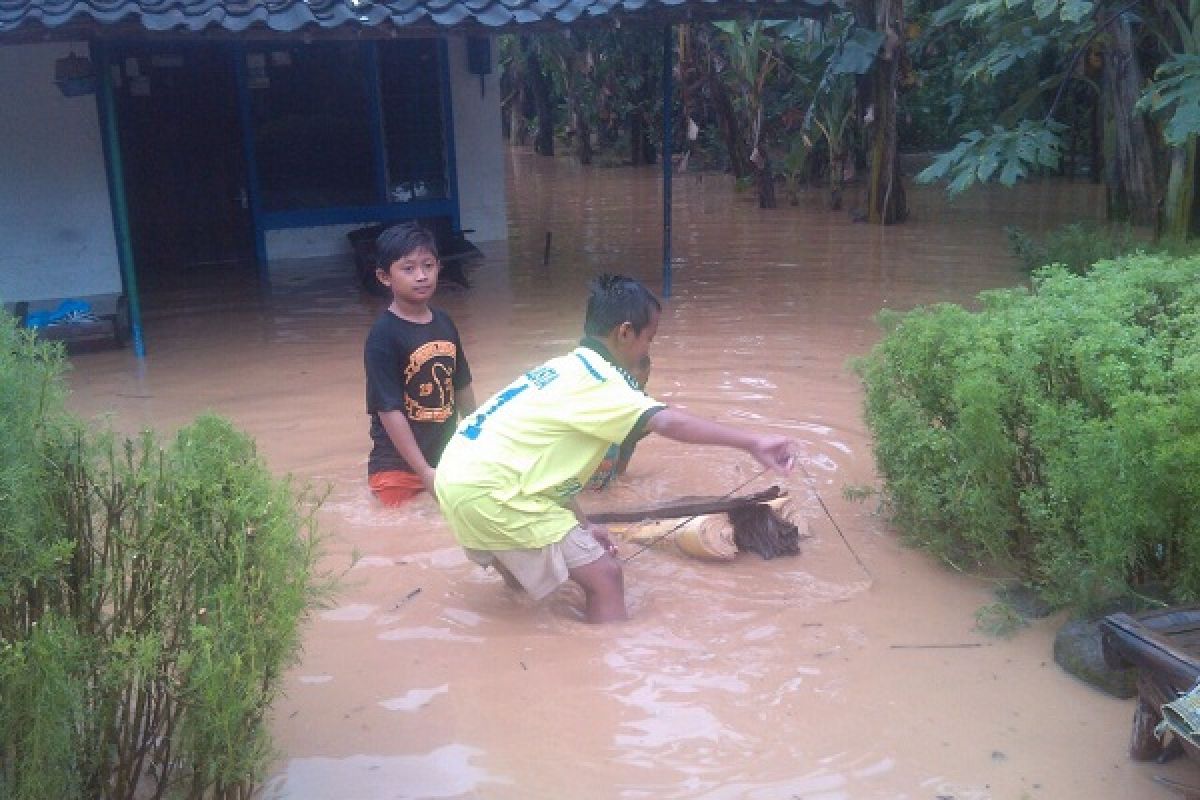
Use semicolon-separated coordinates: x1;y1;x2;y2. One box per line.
435;274;797;623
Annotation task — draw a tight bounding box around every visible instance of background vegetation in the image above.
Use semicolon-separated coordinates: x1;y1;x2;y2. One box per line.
0;316;326;799
857;251;1200;613
502;0;1200;238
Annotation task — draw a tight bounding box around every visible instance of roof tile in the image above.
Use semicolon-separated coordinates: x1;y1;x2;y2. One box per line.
3;0;835;35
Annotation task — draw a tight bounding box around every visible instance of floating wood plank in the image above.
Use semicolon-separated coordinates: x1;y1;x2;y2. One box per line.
1102;612;1200;689
589;486;785;524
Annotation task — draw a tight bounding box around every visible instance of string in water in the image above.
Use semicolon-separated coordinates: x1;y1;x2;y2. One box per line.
620;466;770;563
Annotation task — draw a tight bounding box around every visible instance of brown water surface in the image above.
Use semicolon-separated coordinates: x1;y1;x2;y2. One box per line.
67;151;1200;799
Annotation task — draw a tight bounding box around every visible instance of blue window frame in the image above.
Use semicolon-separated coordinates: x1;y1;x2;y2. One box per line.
236;39;460;252
246;42;376;213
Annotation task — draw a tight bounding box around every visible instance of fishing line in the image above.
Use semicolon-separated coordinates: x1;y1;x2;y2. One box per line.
620;465;771;563
616;457;872;584
797;462;873;582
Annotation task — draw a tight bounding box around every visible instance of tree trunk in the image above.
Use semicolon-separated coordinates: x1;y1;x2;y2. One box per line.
1102;15;1159;227
1163;137;1197;239
522;37;555;157
630;111;646;166
866;0;908;225
630;51;658;166
573;108;593;166
830;148;845;210
694;25;749;179
565;36;593;166
756;145;777;208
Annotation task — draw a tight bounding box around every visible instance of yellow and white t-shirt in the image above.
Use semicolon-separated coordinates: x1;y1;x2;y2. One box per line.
435;347;664;550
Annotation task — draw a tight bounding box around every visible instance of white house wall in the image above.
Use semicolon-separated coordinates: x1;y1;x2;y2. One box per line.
447;36;505;243
0;42;122;305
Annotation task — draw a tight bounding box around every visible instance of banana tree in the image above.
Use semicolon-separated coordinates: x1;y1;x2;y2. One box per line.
712;19;786;207
918;0;1200;238
809;73;858;208
1137;15;1200;238
793;21;885;210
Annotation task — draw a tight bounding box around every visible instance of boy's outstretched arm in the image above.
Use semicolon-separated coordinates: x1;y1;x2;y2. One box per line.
457;384;478;416
644;408;797;473
378;410;436;492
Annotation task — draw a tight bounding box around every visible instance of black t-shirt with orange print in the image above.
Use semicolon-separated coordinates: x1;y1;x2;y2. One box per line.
364;308;472;475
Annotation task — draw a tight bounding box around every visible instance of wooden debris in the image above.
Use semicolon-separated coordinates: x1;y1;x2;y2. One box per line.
603;489;803;562
589;486;786;524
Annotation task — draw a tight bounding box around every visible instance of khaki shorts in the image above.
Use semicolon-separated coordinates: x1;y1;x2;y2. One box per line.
464;525;605;601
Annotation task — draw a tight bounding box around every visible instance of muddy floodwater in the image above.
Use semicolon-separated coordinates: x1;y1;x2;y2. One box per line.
67;150;1200;799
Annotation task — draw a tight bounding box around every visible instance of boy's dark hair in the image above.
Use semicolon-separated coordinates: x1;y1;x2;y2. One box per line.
584;274;661;336
375;222;439;269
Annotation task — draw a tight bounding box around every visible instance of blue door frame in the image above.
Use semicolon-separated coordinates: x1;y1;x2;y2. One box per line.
95;37;463;330
233;38;462;279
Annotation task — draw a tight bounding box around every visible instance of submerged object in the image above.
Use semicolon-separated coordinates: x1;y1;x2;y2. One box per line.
604;490;805;562
618;513;738;561
729;497;801;559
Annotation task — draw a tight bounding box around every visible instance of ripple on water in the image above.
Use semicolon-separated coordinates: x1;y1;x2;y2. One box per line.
614;752;905;800
318;604;376;622
376;625;484;644
378;684;449;712
349;555;396;570
261;744;509;799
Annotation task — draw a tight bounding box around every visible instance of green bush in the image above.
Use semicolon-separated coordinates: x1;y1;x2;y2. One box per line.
0;313;327;799
857;253;1200;612
1005;222;1199;277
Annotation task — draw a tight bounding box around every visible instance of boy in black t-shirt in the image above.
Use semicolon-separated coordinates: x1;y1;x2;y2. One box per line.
364;223;476;506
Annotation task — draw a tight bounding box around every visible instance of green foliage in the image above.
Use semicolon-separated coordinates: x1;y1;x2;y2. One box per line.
0;319;76;618
829;28;886;76
858;253;1200;612
1139;55;1200;146
960;32;1052;82
0;312;328;799
842;483;878;502
0;618;85;800
917;120;1065;193
1005;222;1145;275
900;25;1014;151
957;0;1094;25
974;602;1028;637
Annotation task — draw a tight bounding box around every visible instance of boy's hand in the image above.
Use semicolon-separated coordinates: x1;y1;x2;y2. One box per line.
419;465;437;496
749;434;799;474
587;523;620;557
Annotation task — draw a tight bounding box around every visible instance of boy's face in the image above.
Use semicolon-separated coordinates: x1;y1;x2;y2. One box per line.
611;310;659;375
377;246;440;306
632;355;651;388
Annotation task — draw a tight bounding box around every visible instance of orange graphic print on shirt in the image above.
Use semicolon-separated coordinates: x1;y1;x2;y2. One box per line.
403;340;458;422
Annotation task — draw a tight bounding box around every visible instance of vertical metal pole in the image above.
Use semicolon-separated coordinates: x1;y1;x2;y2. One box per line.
364;41;390;204
661;25;673;299
93;40;146;358
233;44;269;278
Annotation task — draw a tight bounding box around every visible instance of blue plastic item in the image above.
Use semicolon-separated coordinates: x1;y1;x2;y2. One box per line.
26;299;95;329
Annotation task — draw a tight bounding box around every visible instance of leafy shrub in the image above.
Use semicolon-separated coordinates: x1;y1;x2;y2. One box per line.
1005;222;1146;276
974;602;1027;638
0;313;327;799
857;253;1200;612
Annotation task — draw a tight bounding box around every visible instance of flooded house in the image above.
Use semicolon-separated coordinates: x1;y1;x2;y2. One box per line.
0;0;828;355
0;1;516;354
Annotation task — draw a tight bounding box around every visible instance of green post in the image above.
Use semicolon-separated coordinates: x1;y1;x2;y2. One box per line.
92;40;146;357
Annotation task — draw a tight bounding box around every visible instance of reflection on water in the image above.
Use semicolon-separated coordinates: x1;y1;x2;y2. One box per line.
262;745;510;799
65;151;1192;799
379;685;450;712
